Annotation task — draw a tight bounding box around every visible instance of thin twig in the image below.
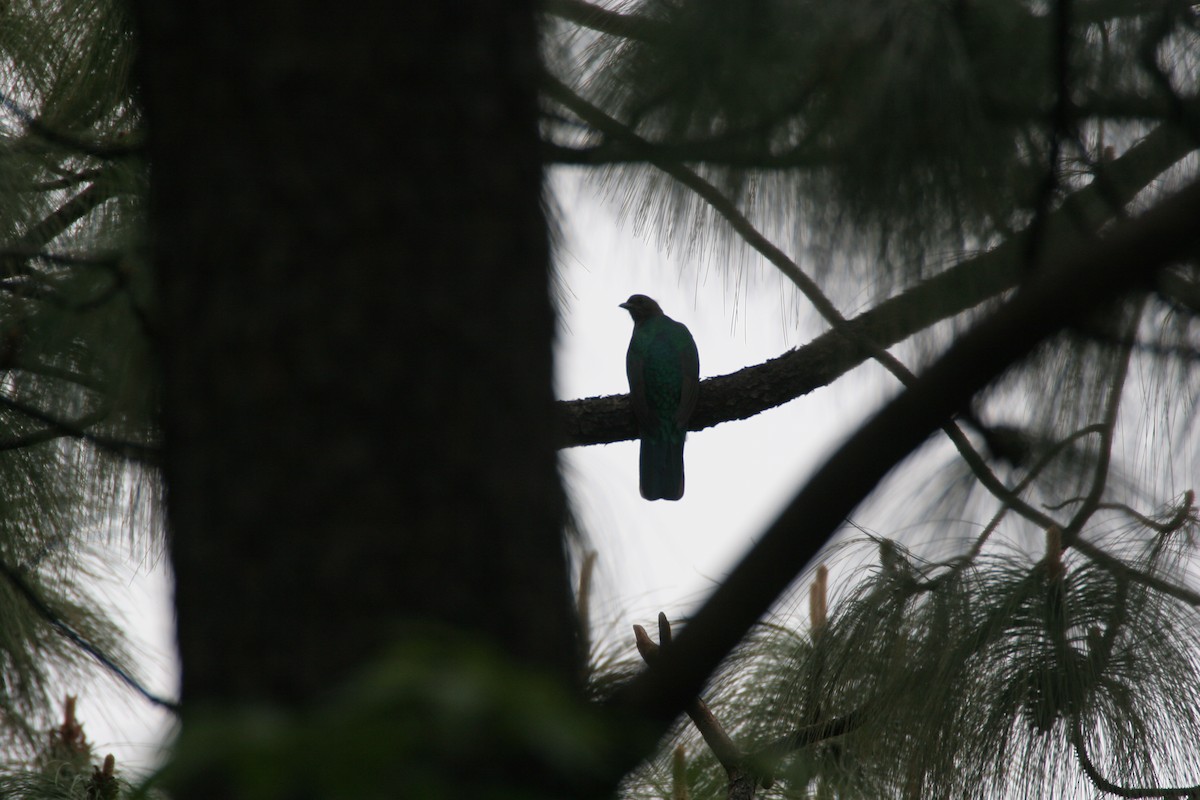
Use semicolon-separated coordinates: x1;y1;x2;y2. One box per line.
751;709;864;764
1063;302;1142;546
1072;713;1200;798
946;424;1109;569
0;393;158;464
1023;0;1077;272
1;182;118;280
0;556;178;713
1071;538;1200;607
0;90;142;159
1095;496;1195;533
1044;495;1195;534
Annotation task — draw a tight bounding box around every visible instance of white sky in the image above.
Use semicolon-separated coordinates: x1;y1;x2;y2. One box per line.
70;551;176;775
550;170;891;655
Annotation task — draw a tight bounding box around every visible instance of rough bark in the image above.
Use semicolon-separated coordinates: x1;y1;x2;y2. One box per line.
136;0;575;727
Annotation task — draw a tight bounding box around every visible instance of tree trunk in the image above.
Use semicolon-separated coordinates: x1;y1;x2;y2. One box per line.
136;0;575;724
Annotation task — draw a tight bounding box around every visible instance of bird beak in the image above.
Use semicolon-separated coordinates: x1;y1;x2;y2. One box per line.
619;301;631;309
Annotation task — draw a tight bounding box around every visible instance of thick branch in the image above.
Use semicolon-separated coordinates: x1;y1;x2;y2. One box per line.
603;176;1200;775
556;124;1198;448
634;622;742;772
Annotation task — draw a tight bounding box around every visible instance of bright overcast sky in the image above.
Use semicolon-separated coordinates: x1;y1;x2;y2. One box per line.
550;170;892;651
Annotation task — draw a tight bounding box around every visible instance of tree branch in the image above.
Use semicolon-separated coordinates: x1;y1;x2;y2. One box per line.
634;614;759;800
750;710;864;765
1061;305;1139;544
0;555;178;713
540;0;1177;47
1072;714;1200;798
541;136;832;169
0;394;158;465
0;180;118;280
0;406;107;452
542;93;1198;167
555;122;1196;448
1072;537;1200;607
1094;495;1196;533
930;425;1107;577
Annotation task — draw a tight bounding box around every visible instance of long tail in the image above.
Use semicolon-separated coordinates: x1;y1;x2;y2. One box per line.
639;435;686;501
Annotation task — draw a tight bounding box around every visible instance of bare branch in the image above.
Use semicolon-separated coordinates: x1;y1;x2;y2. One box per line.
555;123;1198;448
1095;495;1196;533
549;77;1154;546
943;424;1108;570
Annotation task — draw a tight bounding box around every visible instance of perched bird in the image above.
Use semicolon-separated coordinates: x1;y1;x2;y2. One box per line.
619;294;700;501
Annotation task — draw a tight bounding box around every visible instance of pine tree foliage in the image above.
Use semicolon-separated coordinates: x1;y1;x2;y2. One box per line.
607;526;1200;798
0;0;1199;798
544;0;1200;277
549;0;1200;797
0;696;134;799
0;0;155;755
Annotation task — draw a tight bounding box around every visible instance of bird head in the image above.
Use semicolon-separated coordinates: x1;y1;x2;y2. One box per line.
619;294;663;323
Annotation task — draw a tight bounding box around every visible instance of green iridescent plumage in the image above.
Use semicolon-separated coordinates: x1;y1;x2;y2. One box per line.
620;294;700;501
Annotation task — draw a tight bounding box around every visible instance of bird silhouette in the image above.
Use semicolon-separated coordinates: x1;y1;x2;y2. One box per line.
619;294;699;501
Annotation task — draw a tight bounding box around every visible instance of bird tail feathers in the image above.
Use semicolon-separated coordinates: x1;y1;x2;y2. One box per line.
639;436;685;501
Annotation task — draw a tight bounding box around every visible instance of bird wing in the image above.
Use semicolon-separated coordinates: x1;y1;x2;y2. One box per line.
626;340;652;427
675;321;700;428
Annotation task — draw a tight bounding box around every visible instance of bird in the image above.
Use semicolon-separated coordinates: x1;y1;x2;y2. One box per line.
619;294;699;501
